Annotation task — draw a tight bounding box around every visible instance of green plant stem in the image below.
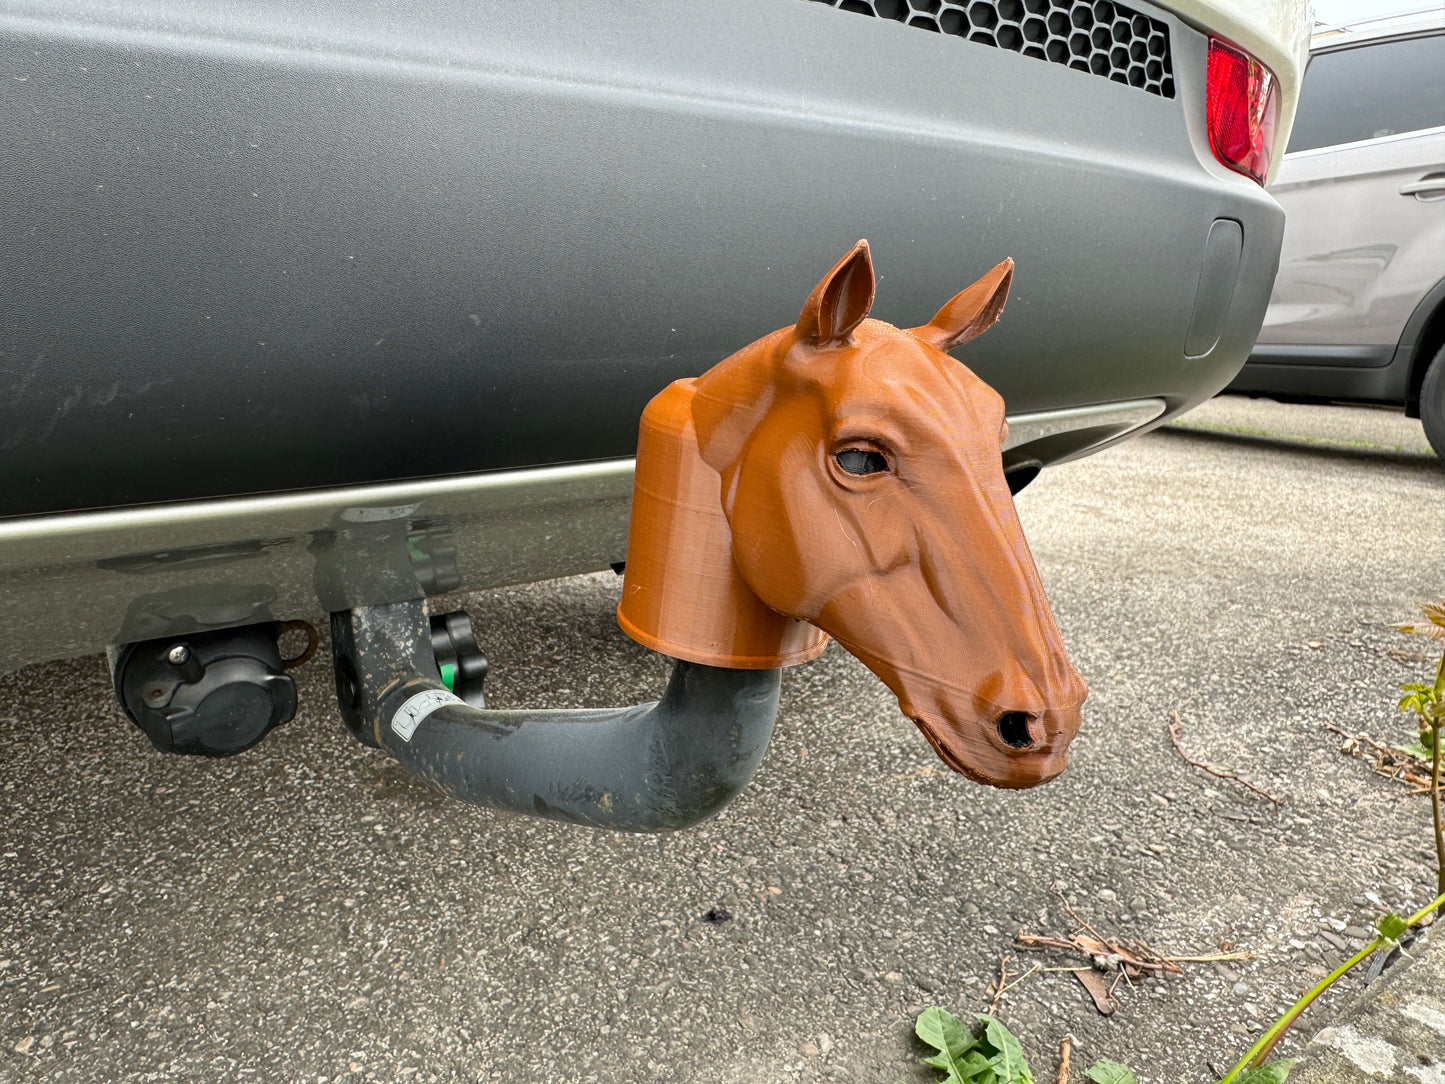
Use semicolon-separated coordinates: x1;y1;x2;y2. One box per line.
1217;891;1445;1084
1433;720;1444;918
1433;653;1445;918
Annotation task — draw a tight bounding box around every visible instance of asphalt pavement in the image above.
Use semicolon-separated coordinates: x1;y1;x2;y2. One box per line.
1;395;1442;1084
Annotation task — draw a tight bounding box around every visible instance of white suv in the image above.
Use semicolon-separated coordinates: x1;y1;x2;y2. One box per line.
1229;8;1445;457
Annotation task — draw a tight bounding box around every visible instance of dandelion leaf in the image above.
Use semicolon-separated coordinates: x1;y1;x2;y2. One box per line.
916;1007;978;1083
1085;1059;1140;1084
1234;1058;1296;1084
977;1015;1034;1084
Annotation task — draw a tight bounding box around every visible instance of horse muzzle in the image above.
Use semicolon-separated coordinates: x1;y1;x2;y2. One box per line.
908;701;1082;790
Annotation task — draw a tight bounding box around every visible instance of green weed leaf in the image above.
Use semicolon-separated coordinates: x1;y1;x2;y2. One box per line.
1233;1058;1296;1083
977;1016;1034;1084
916;1007;978;1083
1085;1058;1140;1083
916;1009;1035;1084
1376;913;1408;942
960;1050;995;1077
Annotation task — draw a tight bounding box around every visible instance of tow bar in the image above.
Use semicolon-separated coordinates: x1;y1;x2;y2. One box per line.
330;597;779;832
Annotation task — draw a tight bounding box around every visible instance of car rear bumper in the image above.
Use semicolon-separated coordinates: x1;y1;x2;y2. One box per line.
0;0;1284;669
2;0;1281;515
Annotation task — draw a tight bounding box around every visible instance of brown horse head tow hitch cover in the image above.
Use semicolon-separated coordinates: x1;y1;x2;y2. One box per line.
618;241;1087;789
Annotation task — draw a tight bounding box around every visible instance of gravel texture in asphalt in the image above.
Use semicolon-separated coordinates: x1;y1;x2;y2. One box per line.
0;398;1441;1083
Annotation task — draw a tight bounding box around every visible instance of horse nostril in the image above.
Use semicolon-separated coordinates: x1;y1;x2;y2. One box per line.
996;711;1035;749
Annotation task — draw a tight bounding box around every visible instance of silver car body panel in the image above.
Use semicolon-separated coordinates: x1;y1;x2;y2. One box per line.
1255;124;1445;353
0;400;1165;673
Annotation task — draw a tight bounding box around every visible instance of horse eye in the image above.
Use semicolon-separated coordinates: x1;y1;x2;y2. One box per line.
835;448;890;476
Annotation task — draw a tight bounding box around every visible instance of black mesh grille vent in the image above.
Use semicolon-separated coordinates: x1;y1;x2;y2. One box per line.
805;0;1175;98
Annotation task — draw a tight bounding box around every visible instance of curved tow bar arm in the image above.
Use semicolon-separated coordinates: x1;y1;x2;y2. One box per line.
330;598;780;832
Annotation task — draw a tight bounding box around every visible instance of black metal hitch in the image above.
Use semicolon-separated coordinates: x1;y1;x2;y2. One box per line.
329;598;781;832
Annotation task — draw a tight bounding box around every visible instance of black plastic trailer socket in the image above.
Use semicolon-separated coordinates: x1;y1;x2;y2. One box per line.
330;598;781;832
114;623;298;756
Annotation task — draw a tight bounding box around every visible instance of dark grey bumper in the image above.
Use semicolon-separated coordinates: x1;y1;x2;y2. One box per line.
1;0;1282;517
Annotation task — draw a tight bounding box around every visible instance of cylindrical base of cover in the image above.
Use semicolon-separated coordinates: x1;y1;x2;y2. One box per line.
617;380;827;669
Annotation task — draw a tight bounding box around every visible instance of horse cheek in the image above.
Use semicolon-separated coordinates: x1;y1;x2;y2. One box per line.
728;449;851;623
724;456;812;620
856;493;915;575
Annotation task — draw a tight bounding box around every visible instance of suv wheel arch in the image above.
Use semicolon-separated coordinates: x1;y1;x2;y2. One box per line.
1402;277;1445;418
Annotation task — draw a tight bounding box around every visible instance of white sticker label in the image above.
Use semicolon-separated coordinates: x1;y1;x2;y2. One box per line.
340;503;419;524
390;688;463;742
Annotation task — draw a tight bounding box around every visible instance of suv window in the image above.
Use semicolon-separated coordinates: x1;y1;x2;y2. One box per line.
1287;32;1445;153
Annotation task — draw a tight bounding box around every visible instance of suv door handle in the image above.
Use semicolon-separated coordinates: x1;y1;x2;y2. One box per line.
1400;174;1445;201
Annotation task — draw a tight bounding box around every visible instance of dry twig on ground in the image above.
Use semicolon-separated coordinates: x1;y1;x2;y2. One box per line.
1017;931;1249;969
1325;722;1434;794
1055;1034;1073;1084
1016;889;1252;1016
986;955;1010;1016
1015;932;1182;976
983;953;1042;1015
1169;711;1283;805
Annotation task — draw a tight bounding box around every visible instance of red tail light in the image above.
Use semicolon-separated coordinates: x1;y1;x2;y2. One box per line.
1206;37;1280;186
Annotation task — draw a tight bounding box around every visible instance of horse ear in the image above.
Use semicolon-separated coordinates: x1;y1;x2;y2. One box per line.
796;240;876;346
911;258;1014;353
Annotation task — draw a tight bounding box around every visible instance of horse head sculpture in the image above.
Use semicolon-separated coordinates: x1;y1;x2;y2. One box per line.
618;241;1087;789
